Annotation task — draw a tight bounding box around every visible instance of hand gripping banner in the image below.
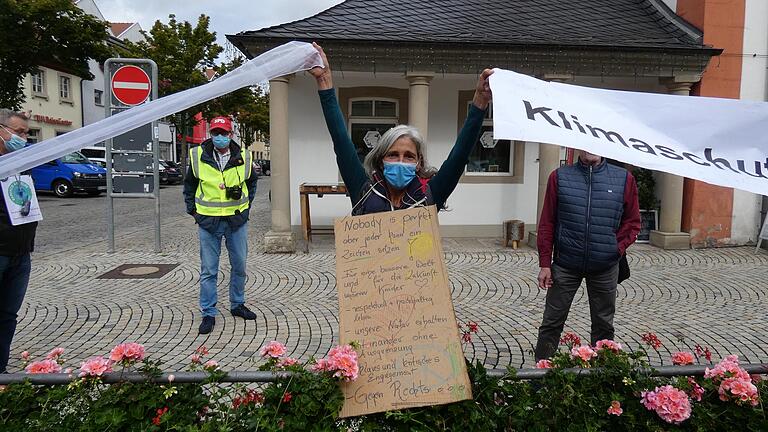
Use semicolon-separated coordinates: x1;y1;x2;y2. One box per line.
489;69;768;196
0;41;322;178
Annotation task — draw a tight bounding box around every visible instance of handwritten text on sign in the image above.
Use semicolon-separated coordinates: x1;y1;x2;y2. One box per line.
335;206;471;417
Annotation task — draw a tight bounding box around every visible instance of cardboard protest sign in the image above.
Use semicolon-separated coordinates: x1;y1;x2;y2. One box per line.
334;205;471;417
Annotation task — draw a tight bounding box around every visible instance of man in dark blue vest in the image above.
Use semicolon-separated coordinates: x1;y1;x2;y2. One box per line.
534;151;640;361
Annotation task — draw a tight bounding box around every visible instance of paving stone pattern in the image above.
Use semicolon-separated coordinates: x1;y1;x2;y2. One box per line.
9;180;768;372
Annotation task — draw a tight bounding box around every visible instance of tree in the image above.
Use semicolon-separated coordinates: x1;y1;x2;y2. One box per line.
235;86;270;149
206;57;270;149
120;14;223;173
0;0;112;109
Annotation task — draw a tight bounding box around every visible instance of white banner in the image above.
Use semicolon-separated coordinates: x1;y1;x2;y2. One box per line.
489;69;768;196
0;41;322;178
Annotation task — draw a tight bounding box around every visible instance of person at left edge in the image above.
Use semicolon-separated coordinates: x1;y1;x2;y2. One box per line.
0;109;35;373
183;116;258;335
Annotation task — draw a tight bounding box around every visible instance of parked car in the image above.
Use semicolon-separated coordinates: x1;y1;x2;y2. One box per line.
32;152;107;197
257;159;271;176
159;160;182;185
79;146;107;168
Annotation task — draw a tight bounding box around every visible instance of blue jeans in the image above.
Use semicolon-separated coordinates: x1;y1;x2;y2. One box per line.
0;254;31;373
199;223;248;317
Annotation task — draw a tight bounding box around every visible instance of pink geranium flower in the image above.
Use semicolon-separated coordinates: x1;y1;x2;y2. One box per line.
190;354;202;364
704;355;750;382
641;333;662;350
20;351;30;361
277;357;299;368
25;359;62;374
570;345;597;363
535;359;552;369
671;351;695;366
607;400;623;416
79;357;113;377
332;353;359;381
559;332;581;348
203;360;219;370
109;342;145;363
311;358;333;372
311;344;360;381
45;347;65;360
719;377;759;406
259;341;287;358
687;377;704;401
640;385;691;424
595;339;622;353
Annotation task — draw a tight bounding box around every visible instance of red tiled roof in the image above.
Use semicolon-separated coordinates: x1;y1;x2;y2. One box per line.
110;22;134;38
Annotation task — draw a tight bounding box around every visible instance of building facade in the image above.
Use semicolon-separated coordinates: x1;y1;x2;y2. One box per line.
230;0;764;252
21;66;82;144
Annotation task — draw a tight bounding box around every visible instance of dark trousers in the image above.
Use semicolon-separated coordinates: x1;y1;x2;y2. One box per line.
534;262;619;361
0;254;31;373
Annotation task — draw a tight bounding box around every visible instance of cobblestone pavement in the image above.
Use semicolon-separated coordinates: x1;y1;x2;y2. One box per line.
8;179;768;373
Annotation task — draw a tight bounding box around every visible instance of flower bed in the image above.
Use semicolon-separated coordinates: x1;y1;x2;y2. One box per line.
1;333;765;431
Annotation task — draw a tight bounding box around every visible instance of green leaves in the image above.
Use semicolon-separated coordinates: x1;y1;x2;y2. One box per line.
1;356;765;431
0;0;112;109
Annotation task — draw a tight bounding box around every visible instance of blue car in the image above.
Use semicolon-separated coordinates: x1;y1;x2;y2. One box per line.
32;152;107;197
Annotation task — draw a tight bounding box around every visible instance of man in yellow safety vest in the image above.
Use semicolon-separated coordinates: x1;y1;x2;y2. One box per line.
183;116;258;334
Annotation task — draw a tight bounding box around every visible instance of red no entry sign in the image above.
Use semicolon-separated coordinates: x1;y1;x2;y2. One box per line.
111;65;151;106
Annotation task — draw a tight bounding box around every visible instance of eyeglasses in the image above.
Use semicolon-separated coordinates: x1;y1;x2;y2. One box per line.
210;131;230;137
1;124;29;137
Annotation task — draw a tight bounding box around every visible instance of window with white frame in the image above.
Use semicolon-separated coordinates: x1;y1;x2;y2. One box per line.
27;129;41;144
465;102;514;175
59;75;72;102
31;69;46;96
348;98;399;164
94;89;104;106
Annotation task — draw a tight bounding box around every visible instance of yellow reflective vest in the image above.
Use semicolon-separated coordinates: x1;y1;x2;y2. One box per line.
189;146;252;216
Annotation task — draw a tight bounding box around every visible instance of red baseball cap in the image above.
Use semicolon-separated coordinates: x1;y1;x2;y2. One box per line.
210;116;232;133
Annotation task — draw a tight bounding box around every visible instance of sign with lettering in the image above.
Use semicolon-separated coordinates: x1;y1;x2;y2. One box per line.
334;205;471;417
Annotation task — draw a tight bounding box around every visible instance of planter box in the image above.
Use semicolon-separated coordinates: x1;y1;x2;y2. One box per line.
637;209;658;243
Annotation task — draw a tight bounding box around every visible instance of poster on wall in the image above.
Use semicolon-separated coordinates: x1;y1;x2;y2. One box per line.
334;205;471;418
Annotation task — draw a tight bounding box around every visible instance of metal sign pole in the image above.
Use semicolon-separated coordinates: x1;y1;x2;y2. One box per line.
151;62;161;253
104;58;161;253
104;59;116;254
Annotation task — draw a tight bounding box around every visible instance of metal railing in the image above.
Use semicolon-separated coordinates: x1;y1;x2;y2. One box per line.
1;364;766;385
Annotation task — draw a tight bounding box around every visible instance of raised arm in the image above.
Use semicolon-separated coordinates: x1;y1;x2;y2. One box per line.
429;69;493;208
310;43;367;203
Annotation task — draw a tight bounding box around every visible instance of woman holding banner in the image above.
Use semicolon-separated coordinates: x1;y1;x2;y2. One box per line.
310;43;493;215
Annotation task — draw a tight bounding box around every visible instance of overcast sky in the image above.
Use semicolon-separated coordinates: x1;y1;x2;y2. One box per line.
95;0;343;60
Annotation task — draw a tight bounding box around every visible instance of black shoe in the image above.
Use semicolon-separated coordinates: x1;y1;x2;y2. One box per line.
231;304;257;320
198;316;215;334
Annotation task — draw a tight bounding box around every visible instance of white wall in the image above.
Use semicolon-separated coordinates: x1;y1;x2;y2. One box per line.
75;0;104;20
82;59;106;126
661;0;678;12
284;71;658;235
117;25;144;42
732;0;768;243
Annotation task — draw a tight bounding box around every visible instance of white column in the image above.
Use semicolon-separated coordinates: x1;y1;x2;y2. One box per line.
406;73;434;142
649;76;698;249
264;75;295;253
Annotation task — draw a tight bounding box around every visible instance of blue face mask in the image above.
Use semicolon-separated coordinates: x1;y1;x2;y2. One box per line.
1;127;27;152
383;161;417;189
212;135;230;149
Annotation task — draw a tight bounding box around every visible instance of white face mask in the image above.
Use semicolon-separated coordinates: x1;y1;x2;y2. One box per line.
1;125;28;152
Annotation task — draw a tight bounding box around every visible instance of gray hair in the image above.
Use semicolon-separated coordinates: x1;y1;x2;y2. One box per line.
363;125;436;178
0;109;27;126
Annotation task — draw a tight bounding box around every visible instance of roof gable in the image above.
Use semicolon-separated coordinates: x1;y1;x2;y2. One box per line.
110;22;135;38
